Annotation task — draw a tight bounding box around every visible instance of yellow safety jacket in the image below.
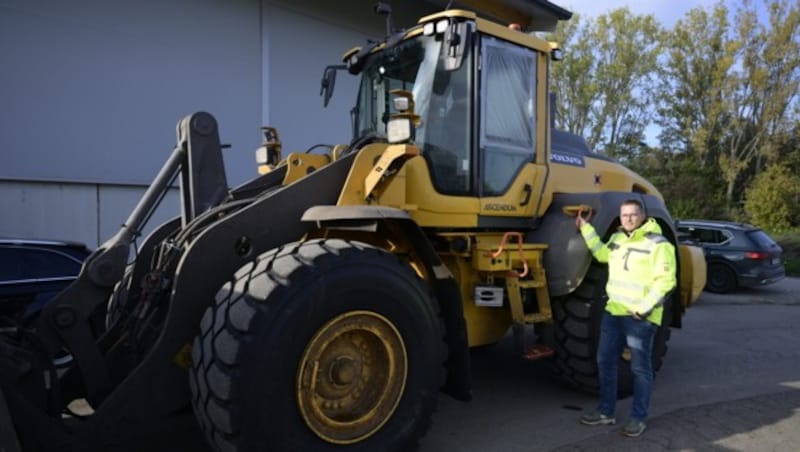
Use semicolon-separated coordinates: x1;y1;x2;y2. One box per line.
580;218;677;326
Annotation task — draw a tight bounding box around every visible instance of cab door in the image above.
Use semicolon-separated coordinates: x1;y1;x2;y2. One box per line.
477;35;546;224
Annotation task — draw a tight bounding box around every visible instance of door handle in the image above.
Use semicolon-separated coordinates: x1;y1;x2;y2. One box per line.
520;183;532;206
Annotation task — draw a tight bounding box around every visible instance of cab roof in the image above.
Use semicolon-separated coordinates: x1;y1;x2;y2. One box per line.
427;0;573;32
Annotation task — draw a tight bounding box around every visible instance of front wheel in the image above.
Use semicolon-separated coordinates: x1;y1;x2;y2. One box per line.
189;239;446;452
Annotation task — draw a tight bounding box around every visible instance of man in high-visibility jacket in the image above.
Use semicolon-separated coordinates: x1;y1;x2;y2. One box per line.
576;198;676;438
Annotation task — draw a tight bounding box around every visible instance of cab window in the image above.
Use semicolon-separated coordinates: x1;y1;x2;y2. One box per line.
479;36;536;196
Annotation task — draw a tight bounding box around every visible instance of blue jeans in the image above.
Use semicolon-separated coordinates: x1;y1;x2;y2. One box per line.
596;311;657;421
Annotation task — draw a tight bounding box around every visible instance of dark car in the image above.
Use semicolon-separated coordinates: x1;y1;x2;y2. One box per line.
675;219;785;293
0;238;92;325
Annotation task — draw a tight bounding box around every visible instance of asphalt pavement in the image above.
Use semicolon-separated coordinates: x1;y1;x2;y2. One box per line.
421;277;800;452
551;389;800;451
548;277;800;452
699;276;800;306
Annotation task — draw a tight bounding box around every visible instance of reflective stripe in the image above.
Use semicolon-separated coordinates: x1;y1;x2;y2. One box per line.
606;290;645;308
644;294;668;308
608;278;646;291
645;232;668;243
584;230;600;241
589;242;603;253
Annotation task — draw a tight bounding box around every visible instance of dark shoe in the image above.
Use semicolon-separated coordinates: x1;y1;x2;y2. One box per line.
580;410;616;425
621;419;646;437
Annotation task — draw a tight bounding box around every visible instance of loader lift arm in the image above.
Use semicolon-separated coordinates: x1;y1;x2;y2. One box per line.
0;112;230;447
2;111;358;450
37;112;229;405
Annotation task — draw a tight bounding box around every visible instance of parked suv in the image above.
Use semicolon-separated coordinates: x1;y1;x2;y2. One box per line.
675;220;785;293
0;238;92;325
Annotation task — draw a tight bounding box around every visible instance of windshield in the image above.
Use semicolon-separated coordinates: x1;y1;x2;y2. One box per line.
354;32;473;195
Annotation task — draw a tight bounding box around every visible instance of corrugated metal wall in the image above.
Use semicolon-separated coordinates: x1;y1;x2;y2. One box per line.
0;0;436;248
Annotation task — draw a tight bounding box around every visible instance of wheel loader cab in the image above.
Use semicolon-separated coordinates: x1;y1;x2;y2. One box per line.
351;12;550;225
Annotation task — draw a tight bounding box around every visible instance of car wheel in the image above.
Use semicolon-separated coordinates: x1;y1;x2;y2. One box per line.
706;263;737;293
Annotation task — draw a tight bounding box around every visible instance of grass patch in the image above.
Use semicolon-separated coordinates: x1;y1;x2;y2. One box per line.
774;232;800;277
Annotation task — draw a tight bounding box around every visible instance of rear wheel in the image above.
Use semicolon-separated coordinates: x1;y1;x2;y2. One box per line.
189;239;446;452
706;263;737;293
551;263;672;397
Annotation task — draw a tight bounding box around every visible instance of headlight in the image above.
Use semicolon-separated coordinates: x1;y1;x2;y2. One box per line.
255;146;269;165
387;118;412;144
423;19;450;36
393;96;410;112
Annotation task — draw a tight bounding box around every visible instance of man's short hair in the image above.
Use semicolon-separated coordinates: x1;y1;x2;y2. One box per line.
622;198;644;212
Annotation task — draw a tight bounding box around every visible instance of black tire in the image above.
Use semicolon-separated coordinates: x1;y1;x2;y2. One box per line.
551;263;607;394
706;263;737;293
190;239;446;452
551;263;672;398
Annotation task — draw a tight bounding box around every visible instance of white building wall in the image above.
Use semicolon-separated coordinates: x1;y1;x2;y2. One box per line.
0;0;263;186
0;181;99;246
0;0;437;248
0;180;180;247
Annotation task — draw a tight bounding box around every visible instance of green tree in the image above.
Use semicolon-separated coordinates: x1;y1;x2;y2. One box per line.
548;14;598;139
629;145;726;220
547;1;800;219
749;0;800;170
656;3;733;169
547;8;662;157
717;0;800;206
657;0;800;211
744;163;800;231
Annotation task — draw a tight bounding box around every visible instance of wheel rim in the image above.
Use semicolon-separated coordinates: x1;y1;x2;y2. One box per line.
297;310;407;444
709;265;733;291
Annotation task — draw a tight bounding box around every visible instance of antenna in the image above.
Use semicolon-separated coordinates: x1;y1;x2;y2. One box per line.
374;2;394;35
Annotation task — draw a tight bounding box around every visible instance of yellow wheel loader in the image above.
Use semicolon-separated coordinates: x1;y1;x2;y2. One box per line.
0;4;705;451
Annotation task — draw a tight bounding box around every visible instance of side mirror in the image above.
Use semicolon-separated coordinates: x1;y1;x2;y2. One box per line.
320;64;346;107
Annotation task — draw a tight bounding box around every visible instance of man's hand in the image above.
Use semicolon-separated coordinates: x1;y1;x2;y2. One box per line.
575;207;590;229
629;308;653;320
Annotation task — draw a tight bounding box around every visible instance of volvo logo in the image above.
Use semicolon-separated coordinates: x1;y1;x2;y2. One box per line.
551;153;585;167
484;203;517;211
